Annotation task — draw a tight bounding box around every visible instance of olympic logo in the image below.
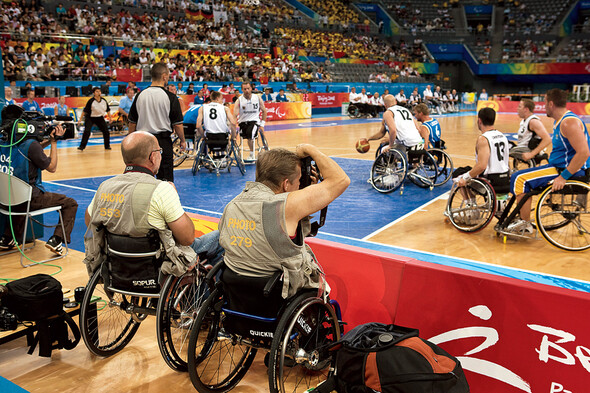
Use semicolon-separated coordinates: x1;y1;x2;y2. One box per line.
479;101;500;111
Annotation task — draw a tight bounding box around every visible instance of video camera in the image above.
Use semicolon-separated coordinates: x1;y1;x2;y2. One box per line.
299;156;326;236
0;105;73;143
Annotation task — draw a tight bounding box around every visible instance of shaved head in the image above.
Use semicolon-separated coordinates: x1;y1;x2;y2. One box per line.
121;131;158;165
383;94;396;108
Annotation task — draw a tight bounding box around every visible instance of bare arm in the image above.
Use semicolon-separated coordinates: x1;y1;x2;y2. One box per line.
128;122;136;133
260;98;267;124
196;108;204;135
419;125;430;148
167;212;195;246
552;117;590;190
367;123;387;141
285;144;350;235
383;110;397;146
225;107;237;139
522;118;551;160
471;136;489;177
233;101;239;122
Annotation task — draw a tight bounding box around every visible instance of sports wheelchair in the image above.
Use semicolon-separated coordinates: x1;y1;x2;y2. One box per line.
508;141;549;173
173;123;201;167
370;143;453;194
187;262;342;393
444;175;590;251
79;230;211;370
237;125;269;163
192;133;246;176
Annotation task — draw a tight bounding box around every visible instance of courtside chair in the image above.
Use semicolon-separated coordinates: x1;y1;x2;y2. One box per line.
0;172;69;267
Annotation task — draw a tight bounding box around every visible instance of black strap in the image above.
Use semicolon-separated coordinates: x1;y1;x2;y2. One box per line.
124;165;155;176
308;207;328;237
59;312;81;350
310;376;337;393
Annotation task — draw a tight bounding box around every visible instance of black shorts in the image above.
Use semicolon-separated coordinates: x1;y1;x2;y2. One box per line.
239;121;258;139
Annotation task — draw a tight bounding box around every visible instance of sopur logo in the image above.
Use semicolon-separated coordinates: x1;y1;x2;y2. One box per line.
428;305;532;393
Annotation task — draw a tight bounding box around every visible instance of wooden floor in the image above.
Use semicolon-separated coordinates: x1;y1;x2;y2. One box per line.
1;112;589;392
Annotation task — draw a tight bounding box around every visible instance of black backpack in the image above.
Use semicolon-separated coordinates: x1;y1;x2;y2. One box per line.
3;274;81;357
315;323;470;393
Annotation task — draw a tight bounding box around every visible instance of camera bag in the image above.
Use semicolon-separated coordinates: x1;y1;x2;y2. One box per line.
313;323;470;393
4;274;80;357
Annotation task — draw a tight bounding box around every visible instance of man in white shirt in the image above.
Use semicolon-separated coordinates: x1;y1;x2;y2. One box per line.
479;89;489;101
395;89;407;107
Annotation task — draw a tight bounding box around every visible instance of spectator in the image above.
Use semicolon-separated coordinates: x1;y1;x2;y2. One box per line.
261;88;273;102
54;95;69;117
118;87;135;118
276;89;289;102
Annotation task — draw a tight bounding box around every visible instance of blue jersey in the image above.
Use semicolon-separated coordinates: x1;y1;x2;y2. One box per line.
422;118;441;145
183;104;201;124
0;139;44;192
548;111;590;170
22;100;41;112
56;104;69;116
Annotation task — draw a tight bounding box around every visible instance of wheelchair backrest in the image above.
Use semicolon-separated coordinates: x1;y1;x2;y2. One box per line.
205;133;229;152
220;267;284;343
105;231;164;294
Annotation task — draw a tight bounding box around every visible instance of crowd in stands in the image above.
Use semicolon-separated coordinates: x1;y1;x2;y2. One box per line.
368;64;421;83
298;0;359;25
502;2;558;35
557;39;590;63
501;38;555;62
386;1;455;35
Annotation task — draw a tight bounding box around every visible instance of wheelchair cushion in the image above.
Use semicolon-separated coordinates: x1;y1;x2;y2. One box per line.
106;232;163;293
221;268;285;341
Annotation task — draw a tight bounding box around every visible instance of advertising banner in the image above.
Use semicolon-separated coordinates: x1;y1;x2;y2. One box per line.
264;102;311;121
308;238;590;393
477;100;590;116
305;93;350;108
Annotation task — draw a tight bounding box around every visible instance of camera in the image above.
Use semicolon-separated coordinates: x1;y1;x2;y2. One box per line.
0;306;18;331
0;105;73;143
299;156;320;189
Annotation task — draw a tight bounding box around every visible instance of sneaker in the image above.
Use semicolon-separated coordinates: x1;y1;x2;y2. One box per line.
77;147;84;151
248;152;256;161
0;236;19;250
505;219;534;235
45;235;64;255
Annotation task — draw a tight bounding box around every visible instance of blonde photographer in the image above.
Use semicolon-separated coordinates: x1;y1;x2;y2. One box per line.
218;144;350;298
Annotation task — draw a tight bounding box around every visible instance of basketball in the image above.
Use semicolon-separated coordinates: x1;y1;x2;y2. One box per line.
356;138;370;153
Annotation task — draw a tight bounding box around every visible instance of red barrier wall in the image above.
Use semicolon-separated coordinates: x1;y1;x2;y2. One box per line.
477;100;590;116
306;238;590;393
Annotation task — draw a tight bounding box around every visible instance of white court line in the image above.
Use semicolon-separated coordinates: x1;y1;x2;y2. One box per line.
183;206;222;216
44;181;98;193
362;192;450;240
45;181;222;216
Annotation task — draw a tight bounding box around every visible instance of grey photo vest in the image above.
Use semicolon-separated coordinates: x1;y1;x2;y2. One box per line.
219;182;324;298
83;170;196;276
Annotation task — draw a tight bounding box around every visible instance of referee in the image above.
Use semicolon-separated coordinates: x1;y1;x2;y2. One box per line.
128;63;185;182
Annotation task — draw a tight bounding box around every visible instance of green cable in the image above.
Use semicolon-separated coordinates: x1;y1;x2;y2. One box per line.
1;118;63;281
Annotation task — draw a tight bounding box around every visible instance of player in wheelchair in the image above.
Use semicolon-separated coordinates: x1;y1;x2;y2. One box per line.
187;145;350;393
508;98;551;172
80;131;224;370
366;95;446;193
445;108;511;230
447;91;590;251
193;91;245;176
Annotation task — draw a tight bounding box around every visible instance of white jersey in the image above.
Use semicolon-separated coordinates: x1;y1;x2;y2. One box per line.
203;102;228;134
236;94;262;124
480;129;510;175
385;105;423;147
516;114;539;148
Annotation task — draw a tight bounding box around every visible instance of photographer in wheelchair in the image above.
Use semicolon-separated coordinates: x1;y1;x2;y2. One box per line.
81;131;224;369
509;98;551;169
506;89;590;236
187;145;350;393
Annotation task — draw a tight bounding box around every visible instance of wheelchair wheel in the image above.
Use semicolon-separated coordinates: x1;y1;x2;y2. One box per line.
511;156;534;173
347;104;360;118
535;181;590;251
408;151;438;188
173;137;187;167
156;270;206;371
268;293;341;393
79;268;141;357
257;129;269;153
188;288;257;392
446;178;496;233
231;142;246;176
370;150;407;193
429;148;453;186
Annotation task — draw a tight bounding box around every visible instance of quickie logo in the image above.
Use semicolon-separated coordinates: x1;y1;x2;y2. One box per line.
429;305;532;393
